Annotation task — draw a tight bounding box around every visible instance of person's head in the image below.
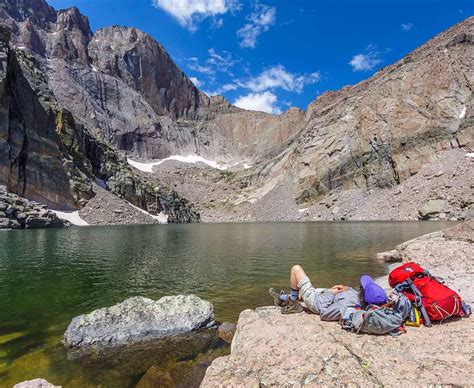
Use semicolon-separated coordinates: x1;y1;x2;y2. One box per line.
360;275;387;306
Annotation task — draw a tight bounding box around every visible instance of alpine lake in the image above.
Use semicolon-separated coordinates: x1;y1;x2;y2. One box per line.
0;221;453;387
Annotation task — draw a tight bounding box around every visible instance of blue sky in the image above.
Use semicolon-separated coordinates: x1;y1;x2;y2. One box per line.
48;0;472;114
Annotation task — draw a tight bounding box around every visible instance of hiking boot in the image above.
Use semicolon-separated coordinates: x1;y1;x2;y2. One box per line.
269;287;288;307
281;298;304;314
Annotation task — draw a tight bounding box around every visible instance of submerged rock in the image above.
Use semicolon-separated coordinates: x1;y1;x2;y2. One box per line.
67;329;220;385
217;322;237;344
135;341;228;388
64;295;215;349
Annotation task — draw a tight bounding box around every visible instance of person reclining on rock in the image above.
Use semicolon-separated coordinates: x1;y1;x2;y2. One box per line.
269;265;360;318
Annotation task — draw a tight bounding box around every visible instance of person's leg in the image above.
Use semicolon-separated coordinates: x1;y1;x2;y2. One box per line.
287;267;336;315
280;265;314;314
290;265;307;290
280;265;308;302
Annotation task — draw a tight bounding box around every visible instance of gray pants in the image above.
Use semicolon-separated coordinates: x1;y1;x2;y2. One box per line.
298;276;360;321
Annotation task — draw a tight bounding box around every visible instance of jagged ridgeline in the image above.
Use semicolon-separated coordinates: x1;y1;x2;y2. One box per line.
0;25;199;223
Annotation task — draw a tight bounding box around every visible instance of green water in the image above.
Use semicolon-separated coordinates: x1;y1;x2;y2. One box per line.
0;221;452;386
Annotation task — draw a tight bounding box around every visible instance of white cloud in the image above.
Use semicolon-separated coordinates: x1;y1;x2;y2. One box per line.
242;65;321;93
205;83;238;96
349;45;383;72
187;59;215;75
237;3;276;48
152;0;239;31
212;18;224;28
234;91;281;114
187;48;237;76
401;23;413;31
189;76;203;88
207;48;237;72
280;19;294;27
203;64;320;101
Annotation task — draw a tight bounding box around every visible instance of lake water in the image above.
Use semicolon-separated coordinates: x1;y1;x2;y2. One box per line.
0;221;452;386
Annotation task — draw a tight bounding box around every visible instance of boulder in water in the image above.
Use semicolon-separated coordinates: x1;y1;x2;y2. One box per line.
64;295;215;348
376;249;401;262
13;379;59;388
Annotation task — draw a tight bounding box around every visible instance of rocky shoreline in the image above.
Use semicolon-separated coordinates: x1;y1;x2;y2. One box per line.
201;220;474;386
0;186;69;230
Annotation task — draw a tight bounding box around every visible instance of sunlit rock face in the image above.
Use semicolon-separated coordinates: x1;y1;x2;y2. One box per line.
89;26;205;120
242;17;473;209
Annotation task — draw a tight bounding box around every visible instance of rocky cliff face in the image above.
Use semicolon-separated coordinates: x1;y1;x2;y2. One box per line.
289;23;472;205
228;17;473;219
0;26;89;209
89;26;205;120
0;24;199;222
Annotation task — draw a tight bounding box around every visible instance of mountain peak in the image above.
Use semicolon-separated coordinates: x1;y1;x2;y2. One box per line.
89;25;205;119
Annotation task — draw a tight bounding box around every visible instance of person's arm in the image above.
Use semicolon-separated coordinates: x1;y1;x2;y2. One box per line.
330;285;349;294
312;290;340;321
319;301;343;321
320;287;354;321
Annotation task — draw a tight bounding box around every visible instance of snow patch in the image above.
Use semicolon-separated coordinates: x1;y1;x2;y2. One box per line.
466;153;474;158
127;202;168;224
127;159;162;173
459;106;466;119
127;155;252;172
298;208;308;213
53;210;89;226
91;64;98;72
16;46;26;50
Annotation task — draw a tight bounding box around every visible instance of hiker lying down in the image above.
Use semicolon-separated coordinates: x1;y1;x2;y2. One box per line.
269;265;360;319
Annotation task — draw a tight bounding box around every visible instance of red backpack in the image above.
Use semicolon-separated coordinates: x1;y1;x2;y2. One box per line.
389;262;463;322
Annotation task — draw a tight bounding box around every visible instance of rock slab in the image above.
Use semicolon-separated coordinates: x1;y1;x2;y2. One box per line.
202;306;473;387
419;199;447;219
64;295;215;348
13;379;60;388
375;249;402;262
